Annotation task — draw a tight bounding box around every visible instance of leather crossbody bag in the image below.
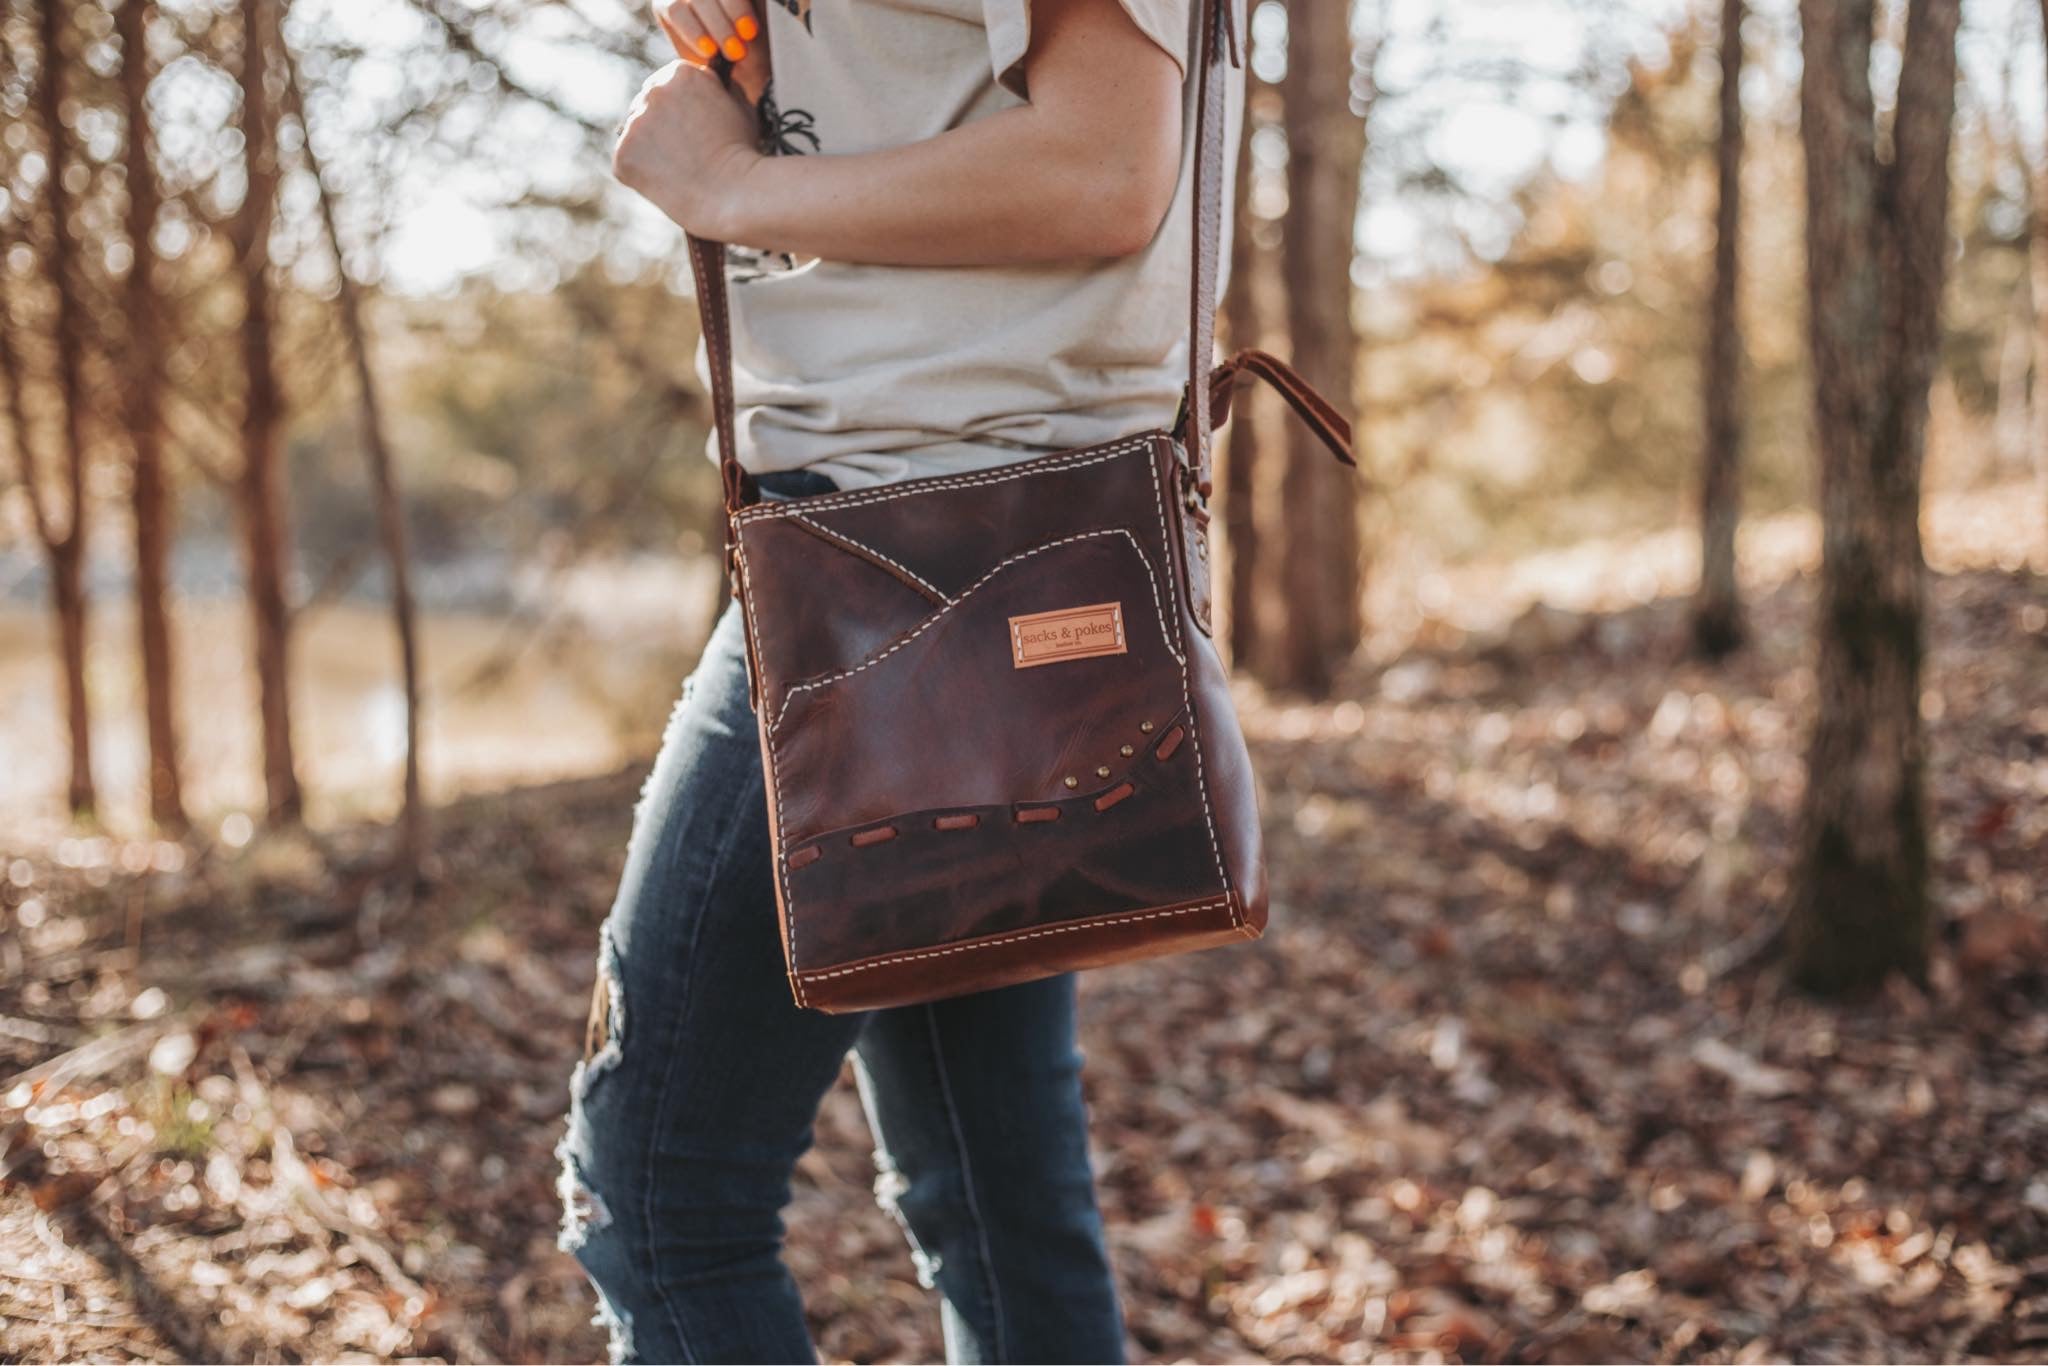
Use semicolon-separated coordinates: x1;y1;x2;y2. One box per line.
685;0;1355;1012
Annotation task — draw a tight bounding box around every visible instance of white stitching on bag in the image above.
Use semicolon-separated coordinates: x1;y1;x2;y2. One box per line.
732;437;1152;524
1145;439;1234;914
768;527;1180;733
797;897;1235;982
786;511;954;605
736;542;811;1008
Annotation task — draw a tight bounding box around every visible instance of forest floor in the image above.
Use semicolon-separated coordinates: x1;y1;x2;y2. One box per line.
2;513;2046;1363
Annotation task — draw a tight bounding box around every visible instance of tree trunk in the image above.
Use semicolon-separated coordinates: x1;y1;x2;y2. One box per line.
1221;91;1262;670
0;164;76;827
235;0;301;824
117;0;187;833
2035;0;2048;557
1788;0;1960;995
1693;0;1747;659
0;257;36;488
282;30;427;877
1272;0;1365;695
34;0;97;819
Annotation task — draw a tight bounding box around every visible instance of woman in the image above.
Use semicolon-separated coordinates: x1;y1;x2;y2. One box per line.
559;0;1238;1360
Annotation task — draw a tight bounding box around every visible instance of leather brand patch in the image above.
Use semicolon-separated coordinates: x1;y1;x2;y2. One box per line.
1008;601;1127;669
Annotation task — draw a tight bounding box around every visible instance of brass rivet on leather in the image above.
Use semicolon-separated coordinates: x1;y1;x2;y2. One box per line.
1120;744;1135;757
1096;766;1111;779
1063;775;1079;789
1139;720;1154;733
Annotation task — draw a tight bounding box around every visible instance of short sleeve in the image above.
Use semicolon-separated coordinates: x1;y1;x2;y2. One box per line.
985;0;1191;100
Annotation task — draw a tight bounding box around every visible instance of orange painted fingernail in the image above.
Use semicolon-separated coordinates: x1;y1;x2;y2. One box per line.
723;35;746;60
736;15;758;40
695;34;717;55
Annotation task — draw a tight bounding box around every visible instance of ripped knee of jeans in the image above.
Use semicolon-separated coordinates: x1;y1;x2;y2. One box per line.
556;1148;613;1252
560;920;627;1255
559;921;649;1363
556;1141;635;1362
872;1163;944;1290
586;1273;636;1365
577;919;628;1086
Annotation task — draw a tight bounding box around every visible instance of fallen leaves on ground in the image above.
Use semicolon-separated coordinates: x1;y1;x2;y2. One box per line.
1;563;2044;1364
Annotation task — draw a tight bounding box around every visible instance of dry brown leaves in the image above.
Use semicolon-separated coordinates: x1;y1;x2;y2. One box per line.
1;562;2044;1364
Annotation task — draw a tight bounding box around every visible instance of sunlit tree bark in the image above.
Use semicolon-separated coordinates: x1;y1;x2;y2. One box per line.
1271;0;1366;696
1789;0;1960;994
282;31;426;876
117;0;188;833
233;0;301;823
26;0;97;818
1693;0;1746;659
2035;0;2048;553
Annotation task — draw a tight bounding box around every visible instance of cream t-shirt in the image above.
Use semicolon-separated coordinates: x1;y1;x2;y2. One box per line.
699;0;1242;491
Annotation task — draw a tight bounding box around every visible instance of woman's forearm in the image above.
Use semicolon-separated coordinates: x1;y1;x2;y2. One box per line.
616;0;1186;266
714;93;1182;266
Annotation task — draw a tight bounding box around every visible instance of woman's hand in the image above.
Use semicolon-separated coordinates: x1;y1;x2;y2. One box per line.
613;57;762;239
652;0;770;104
613;1;770;236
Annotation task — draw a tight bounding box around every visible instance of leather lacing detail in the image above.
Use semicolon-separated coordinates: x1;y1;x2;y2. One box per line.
786;710;1192;869
1093;783;1135;812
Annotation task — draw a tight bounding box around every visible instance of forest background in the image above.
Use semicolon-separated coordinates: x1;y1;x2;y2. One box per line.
1;0;2045;1360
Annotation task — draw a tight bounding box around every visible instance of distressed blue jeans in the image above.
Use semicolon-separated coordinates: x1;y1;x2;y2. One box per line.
556;471;1126;1364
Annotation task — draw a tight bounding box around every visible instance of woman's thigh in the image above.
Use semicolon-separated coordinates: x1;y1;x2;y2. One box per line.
558;600;865;1363
854;978;1126;1365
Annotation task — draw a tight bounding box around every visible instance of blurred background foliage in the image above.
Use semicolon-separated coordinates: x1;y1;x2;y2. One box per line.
0;0;2042;828
4;1;2047;1359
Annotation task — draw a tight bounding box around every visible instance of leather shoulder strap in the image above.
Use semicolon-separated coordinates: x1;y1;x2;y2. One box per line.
686;0;1238;519
686;214;753;517
1181;0;1234;498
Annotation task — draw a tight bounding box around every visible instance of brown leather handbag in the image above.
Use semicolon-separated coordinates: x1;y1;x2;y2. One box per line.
686;0;1355;1012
